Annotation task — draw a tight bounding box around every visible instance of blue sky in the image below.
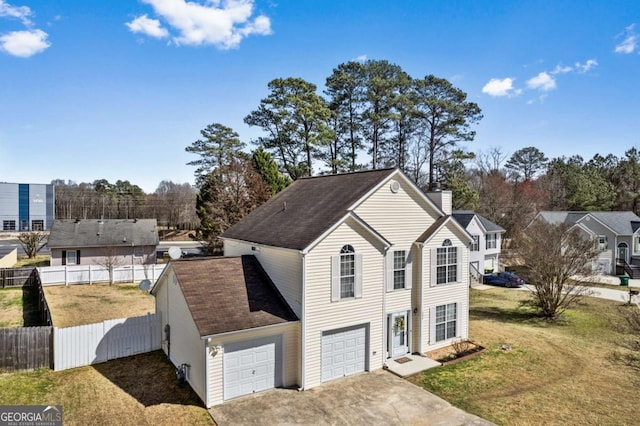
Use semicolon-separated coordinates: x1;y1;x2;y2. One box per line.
1;0;639;192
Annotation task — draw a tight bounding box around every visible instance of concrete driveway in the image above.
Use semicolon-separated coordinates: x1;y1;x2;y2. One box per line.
210;370;493;426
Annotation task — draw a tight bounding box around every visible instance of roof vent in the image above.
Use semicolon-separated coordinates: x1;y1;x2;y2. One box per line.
390;180;400;193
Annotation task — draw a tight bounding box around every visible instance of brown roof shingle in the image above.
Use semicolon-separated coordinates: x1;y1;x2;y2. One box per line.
222;168;397;250
170;256;298;337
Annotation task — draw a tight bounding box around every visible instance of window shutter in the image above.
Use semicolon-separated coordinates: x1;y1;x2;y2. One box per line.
456;247;462;283
385;252;393;292
429;307;436;345
354;254;363;299
76;250;81;264
405;250;413;290
62;250;66;266
331;256;340;302
430;248;437;287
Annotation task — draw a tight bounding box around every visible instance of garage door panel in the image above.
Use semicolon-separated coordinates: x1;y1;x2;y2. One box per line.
321;325;367;382
223;336;282;401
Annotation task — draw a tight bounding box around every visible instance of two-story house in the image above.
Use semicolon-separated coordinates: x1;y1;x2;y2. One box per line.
532;211;640;276
452;211;505;279
151;168;472;407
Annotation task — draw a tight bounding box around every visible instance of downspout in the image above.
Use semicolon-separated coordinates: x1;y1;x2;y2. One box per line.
382;247;388;364
299;253;306;391
417;243;424;353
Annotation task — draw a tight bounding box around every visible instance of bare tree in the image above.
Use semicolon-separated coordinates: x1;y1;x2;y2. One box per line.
94;247;127;285
611;304;640;371
518;220;600;319
17;232;47;258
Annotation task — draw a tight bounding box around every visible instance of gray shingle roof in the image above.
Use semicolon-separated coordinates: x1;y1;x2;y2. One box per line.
537;211;640;235
169;256;298;337
222;168;398;250
47;219;159;248
452;210;505;233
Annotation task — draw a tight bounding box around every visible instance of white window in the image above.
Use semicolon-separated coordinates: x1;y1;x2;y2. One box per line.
436;241;458;285
636;236;640;254
393;250;406;289
471;235;480;252
31;220;44;231
2;220;16;231
66;250;78;265
435;303;457;342
598;235;608;251
486;233;497;249
331;245;363;302
340;245;355;298
21;220;28;231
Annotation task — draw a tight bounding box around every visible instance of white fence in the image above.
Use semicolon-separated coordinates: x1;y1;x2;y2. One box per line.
37;264;166;286
54;313;161;371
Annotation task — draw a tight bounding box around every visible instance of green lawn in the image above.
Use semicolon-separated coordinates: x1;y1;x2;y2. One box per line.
409;288;640;425
13;255;50;267
0;287;40;327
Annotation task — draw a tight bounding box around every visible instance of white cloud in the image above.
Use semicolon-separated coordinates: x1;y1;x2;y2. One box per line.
575;59;598;72
131;0;272;49
482;77;521;97
0;0;32;26
526;72;556;91
615;24;637;54
354;54;367;62
551;64;572;74
0;29;50;57
126;14;169;38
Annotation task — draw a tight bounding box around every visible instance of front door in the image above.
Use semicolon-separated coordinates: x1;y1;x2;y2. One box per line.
618;243;629;263
389;312;409;357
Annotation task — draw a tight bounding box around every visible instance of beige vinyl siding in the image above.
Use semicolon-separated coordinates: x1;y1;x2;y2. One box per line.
385;245;415;314
304;218;385;388
421;225;470;352
154;267;207;404
353;177;439;249
206;322;300;407
224;239;303;317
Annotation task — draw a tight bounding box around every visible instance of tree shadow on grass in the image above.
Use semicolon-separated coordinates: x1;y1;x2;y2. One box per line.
470;305;545;326
93;350;204;408
22;285;42;326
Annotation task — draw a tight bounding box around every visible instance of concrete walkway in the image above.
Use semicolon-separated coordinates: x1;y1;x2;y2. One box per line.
211;370;494;426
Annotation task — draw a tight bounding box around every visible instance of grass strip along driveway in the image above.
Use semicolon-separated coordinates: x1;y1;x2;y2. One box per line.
409;288;640;425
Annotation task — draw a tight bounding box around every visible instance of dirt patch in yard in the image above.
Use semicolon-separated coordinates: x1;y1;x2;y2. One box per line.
44;283;155;328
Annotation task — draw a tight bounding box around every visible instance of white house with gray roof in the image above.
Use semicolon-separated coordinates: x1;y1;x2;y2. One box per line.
533;211;640;277
452;211;505;279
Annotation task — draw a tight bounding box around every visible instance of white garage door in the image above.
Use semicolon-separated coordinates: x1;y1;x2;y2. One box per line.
321;325;366;382
223;336;282;401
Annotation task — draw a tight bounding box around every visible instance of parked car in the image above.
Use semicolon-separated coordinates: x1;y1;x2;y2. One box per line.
482;271;525;288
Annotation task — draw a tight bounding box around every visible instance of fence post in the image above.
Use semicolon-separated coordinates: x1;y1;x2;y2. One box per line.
89;265;92;285
64;266;68;286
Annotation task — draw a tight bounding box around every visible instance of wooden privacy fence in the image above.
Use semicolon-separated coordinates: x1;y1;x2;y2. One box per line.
37;264;166;286
54;313;161;371
0;327;53;372
0;267;37;288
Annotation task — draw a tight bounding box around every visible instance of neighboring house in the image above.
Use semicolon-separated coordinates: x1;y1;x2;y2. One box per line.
452;210;505;278
153;168;473;407
532;211;640;277
0;182;55;231
47;219;159;266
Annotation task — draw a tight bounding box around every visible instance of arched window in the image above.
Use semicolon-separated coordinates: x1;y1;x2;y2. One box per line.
340;245;355;298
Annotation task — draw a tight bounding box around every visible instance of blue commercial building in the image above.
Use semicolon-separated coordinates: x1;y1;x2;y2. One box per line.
0;183;55;231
